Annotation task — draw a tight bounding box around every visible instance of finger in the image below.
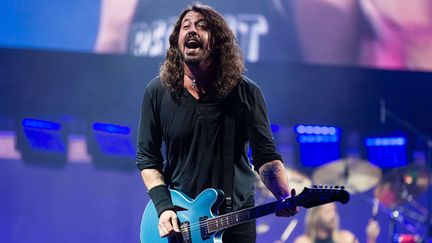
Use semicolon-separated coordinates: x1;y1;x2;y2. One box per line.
159;220;174;237
278;210;294;217
280;211;293;217
171;215;180;232
276;202;298;217
276;210;287;217
276;205;296;217
291;188;296;197
158;224;167;237
162;220;174;233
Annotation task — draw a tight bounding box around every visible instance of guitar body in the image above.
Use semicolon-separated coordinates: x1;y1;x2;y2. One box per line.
140;188;225;243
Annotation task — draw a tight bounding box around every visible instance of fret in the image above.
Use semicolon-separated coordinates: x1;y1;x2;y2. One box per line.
207;201;280;233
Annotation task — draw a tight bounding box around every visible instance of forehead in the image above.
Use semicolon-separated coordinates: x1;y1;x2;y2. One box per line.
181;11;206;23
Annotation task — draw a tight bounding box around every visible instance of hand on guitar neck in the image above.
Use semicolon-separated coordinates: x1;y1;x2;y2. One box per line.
276;188;299;217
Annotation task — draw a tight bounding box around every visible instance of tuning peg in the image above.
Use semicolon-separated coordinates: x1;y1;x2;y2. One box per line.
335;185;339;189
340;186;345;190
313;184;318;188
330;185;333;189
324;185;328;189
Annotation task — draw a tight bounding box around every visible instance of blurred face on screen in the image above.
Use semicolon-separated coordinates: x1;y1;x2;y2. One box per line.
317;203;338;231
178;11;212;66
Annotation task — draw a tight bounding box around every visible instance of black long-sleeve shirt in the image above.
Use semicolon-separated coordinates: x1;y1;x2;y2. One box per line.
136;76;282;210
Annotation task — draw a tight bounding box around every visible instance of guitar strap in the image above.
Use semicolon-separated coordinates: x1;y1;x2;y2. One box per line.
222;97;236;212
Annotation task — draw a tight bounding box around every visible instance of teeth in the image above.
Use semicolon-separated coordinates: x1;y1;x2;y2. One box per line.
185;38;201;49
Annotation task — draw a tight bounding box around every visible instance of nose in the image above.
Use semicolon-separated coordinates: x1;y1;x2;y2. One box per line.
185;31;197;42
187;25;198;35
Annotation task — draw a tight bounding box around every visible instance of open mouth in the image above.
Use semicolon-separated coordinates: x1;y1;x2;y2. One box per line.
185;37;202;50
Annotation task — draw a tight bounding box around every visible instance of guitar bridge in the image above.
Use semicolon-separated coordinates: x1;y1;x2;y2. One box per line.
180;221;192;243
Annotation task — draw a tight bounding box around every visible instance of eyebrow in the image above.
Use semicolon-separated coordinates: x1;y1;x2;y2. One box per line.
181;17;206;25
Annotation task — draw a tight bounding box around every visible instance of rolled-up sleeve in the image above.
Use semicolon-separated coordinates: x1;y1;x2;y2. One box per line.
135;82;164;171
247;84;282;172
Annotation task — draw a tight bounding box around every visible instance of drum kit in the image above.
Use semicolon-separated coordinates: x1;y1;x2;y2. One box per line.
255;158;431;243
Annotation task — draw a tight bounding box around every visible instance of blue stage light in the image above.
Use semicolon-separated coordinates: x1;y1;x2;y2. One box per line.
296;125;306;134
21;118;65;152
295;124;341;167
17;118;67;167
91;123;134;156
22;118;61;130
88;122;135;170
270;124;280;133
93;123;130;134
298;134;339;143
295;125;339;136
365;136;407;168
365;137;406;147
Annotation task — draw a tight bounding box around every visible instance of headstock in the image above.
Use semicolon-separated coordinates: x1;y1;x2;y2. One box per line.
291;185;350;208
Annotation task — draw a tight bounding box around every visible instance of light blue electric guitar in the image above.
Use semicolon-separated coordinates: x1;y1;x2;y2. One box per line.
140;186;350;243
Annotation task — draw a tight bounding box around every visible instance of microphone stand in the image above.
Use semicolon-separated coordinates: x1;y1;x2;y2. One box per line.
381;100;432;241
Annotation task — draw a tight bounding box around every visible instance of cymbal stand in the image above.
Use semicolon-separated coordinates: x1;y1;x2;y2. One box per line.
382;101;432;240
400;185;428;217
388;206;421;242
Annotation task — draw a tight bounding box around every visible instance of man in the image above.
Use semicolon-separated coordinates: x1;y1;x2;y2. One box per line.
294;203;380;243
135;3;297;242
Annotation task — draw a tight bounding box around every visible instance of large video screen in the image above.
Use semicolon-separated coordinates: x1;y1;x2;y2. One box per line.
2;0;432;71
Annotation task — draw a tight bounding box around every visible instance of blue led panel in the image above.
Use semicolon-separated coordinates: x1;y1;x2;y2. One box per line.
17;118;67;167
21;119;65;152
295;124;341;167
365;137;408;168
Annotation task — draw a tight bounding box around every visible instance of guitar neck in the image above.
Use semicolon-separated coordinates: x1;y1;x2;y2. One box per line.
206;186;349;233
206;200;280;233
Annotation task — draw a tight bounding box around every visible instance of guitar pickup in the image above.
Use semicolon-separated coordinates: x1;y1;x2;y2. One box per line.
199;216;210;240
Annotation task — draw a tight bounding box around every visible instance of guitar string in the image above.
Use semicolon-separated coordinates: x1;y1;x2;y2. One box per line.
176;199;290;232
176;199;336;232
173;191;342;234
176;201;302;236
178;211;251;231
176;197;298;232
177;208;267;233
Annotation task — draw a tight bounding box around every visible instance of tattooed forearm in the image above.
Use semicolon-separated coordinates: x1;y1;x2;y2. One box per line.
259;160;290;199
260;162;283;182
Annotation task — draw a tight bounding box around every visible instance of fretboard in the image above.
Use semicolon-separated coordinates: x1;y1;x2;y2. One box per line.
206;201;280;233
205;186;349;233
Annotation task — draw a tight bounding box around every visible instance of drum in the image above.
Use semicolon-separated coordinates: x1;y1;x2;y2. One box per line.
398;234;420;243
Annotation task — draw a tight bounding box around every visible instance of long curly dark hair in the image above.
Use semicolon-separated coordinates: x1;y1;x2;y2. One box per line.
160;3;245;98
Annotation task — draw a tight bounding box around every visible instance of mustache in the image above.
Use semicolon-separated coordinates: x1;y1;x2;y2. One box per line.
184;34;203;46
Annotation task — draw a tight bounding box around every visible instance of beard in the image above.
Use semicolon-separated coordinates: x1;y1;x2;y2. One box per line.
182;48;213;70
184;56;201;65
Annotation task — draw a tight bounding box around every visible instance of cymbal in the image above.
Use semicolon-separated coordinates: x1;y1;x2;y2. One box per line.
374;165;429;208
255;167;312;198
312;158;382;194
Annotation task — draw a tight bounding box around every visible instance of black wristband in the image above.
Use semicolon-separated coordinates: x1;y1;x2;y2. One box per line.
148;185;175;217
